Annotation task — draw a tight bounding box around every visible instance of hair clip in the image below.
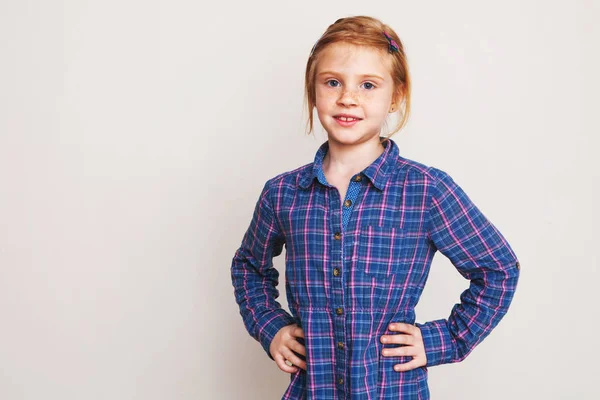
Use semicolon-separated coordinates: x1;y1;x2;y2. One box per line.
384;32;399;53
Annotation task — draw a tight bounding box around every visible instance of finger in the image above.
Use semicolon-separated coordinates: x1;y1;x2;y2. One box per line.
381;333;414;345
393;358;425;372
290;356;307;371
290;339;307;356
382;344;418;357
294;327;305;338
282;349;307;371
291;345;307;358
275;352;298;373
388;322;417;334
274;352;299;373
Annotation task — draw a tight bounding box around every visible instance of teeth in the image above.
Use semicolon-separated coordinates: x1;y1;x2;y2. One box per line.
338;116;358;122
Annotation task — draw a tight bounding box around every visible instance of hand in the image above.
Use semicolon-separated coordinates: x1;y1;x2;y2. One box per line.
270;323;307;373
380;323;427;372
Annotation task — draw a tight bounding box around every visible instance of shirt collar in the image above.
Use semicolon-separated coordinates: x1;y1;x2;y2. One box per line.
297;137;398;191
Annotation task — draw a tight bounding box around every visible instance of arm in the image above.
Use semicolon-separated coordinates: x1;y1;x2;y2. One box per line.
230;180;296;360
415;167;521;367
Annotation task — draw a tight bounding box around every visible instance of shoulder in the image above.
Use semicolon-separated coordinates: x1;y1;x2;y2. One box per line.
393;154;452;185
261;162;313;195
390;155;466;206
390;157;469;219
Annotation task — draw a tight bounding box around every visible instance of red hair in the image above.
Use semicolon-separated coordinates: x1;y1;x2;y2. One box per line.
304;16;412;144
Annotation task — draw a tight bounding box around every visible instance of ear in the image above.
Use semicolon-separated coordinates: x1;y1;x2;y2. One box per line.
393;85;404;106
389;86;404;113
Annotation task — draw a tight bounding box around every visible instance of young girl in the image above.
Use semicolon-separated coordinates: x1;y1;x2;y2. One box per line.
231;15;520;399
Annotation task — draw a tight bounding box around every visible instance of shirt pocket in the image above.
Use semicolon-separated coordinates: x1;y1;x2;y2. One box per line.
356;224;410;280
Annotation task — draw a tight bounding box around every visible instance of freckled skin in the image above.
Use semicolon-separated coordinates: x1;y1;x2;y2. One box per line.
314;42;403;201
314;42;400;151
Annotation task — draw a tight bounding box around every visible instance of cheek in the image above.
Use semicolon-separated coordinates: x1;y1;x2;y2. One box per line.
367;96;393;116
315;91;336;110
316;87;337;99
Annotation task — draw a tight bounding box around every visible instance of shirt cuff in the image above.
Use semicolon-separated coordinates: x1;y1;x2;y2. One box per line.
415;318;457;367
258;310;297;361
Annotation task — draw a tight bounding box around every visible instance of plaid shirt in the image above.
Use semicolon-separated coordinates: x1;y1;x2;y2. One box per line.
231;138;520;399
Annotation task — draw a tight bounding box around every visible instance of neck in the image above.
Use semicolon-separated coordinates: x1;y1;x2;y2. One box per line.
323;136;386;177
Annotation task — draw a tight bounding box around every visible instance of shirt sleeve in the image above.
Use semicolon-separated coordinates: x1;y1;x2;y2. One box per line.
415;167;521;367
230;179;296;361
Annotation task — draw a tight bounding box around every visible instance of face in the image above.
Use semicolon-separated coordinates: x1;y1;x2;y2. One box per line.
314;42;399;147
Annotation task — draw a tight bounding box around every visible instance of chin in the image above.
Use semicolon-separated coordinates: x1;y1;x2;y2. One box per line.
326;128;377;144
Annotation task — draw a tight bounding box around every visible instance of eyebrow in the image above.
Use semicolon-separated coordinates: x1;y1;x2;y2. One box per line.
317;71;385;81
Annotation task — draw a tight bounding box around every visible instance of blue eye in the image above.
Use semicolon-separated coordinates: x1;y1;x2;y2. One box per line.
362;82;375;90
325;79;376;89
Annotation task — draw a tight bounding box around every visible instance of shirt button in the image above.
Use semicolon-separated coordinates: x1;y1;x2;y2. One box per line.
516;261;520;270
336;307;343;315
333;267;341;276
337;341;344;349
334;232;342;240
353;175;362;182
338;377;344;385
344;199;352;207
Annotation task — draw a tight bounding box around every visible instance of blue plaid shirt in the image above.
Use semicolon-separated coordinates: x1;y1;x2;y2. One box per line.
231;138;520;399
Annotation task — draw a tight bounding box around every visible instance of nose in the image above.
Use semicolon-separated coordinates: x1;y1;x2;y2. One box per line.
338;89;359;107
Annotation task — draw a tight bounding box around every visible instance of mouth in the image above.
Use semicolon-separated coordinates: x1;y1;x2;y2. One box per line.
333;114;362;127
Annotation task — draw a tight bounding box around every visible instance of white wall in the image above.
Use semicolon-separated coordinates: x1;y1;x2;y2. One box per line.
0;0;598;398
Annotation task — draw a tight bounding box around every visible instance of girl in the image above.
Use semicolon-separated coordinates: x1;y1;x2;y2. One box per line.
231;15;520;400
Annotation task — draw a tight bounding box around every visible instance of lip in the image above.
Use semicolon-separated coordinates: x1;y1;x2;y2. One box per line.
334;113;362;119
333;114;362;127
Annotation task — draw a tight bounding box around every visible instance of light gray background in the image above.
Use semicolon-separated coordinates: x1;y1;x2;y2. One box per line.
1;0;598;399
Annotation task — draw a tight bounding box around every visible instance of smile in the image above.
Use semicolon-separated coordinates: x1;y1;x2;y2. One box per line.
334;116;361;127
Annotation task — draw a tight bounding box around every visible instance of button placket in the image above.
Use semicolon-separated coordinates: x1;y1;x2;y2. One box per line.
329;189;347;398
331;173;364;398
335;173;364;397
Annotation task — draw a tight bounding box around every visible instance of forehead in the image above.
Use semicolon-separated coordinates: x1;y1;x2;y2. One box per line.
316;42;393;78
